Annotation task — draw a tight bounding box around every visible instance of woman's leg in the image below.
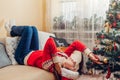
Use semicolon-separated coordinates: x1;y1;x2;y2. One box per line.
30;26;39;50
10;26;26;37
11;26;39;50
64;40;87;57
14;27;33;64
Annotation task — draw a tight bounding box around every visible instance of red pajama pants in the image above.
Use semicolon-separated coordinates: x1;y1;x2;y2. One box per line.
27;38;86;80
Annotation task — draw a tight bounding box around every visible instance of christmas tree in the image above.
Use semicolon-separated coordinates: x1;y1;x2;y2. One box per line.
86;0;120;79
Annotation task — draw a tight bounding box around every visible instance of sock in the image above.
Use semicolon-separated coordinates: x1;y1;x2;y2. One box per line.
9;19;16;28
5;20;16;36
5;22;12;36
61;68;79;79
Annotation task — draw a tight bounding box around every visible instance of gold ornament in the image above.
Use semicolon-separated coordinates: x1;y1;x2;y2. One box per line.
104;21;112;33
111;1;117;9
88;69;93;75
103;58;108;64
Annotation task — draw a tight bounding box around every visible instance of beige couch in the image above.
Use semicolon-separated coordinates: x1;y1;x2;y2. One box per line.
0;38;82;80
0;65;55;80
0;20;82;80
0;26;56;80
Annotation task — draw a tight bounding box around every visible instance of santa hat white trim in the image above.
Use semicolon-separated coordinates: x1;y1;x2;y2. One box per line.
61;68;79;79
84;48;92;56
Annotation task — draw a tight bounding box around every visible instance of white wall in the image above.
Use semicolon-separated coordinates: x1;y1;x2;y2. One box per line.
0;0;43;29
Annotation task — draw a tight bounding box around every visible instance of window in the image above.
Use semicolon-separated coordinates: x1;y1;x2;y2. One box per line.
61;1;77;22
50;0;109;49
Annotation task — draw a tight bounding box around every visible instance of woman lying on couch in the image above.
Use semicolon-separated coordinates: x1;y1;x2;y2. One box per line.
5;25;101;80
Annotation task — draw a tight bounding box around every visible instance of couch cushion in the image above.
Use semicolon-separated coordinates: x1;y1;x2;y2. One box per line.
0;42;11;68
0;65;55;80
5;37;20;65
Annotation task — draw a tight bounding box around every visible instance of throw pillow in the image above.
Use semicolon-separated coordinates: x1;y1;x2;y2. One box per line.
50;36;69;47
5;37;20;65
0;42;11;68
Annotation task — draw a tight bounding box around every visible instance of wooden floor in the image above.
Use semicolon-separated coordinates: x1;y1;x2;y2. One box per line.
77;75;103;80
77;74;119;80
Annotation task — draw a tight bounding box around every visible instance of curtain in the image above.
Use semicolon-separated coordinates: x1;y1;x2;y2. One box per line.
46;0;109;73
46;0;109;49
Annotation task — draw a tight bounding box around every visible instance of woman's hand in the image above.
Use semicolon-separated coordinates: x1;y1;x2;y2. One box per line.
88;52;102;64
54;63;62;74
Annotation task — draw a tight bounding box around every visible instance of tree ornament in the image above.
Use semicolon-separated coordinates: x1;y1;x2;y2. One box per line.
93;47;99;51
88;69;93;75
113;41;117;51
101;34;105;39
106;65;111;79
103;58;108;64
96;31;106;39
110;1;118;10
104;21;112;33
94;39;100;45
112;21;117;28
117;1;120;9
108;13;114;18
107;12;114;22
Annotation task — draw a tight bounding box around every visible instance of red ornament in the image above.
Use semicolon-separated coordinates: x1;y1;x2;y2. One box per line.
93;47;99;50
106;66;111;79
101;35;105;39
114;42;117;51
112;21;117;28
